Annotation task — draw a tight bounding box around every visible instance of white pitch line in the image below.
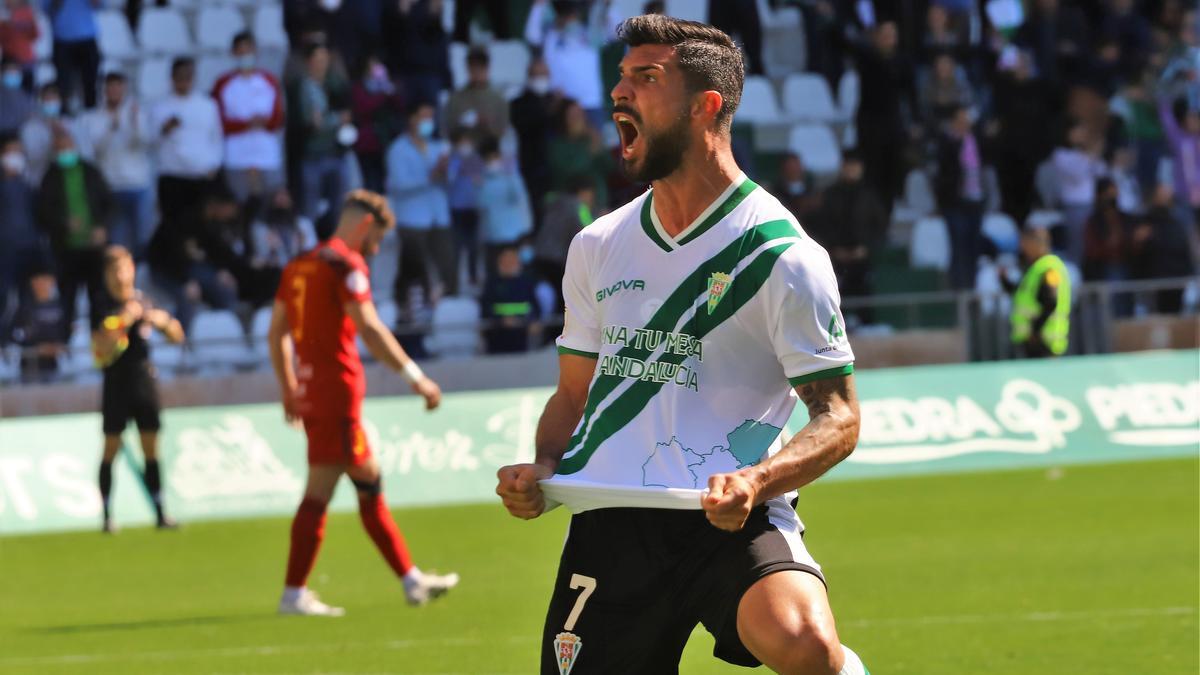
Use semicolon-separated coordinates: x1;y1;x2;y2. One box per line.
2;606;1195;668
841;605;1198;629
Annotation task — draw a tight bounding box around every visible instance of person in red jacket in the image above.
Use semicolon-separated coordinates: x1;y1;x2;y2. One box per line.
212;31;285;204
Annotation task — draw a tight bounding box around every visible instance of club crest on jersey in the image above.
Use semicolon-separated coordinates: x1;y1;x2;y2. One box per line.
707;272;732;314
554;632;582;675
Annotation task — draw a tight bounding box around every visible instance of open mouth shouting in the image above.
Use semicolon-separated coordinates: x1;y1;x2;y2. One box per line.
614;109;642;161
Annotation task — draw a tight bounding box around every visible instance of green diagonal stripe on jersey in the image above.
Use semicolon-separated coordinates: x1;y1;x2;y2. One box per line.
558;239;797;475
566;218;801;459
639;178;759;252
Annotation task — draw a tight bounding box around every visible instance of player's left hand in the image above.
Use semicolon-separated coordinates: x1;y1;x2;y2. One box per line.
703;472;759;532
412;377;441;411
281;388;301;426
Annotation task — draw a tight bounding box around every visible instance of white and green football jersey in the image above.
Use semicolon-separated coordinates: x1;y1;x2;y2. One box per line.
551;173;854;509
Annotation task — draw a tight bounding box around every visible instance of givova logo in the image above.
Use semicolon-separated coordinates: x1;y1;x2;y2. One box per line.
596;279;645;302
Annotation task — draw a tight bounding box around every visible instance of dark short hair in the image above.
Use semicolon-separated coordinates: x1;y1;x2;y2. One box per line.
477;135;500;158
344;189;395;229
171;57;195;77
39;81;59;96
616;14;744;131
467;46;490;67
104;71;127;84
232;30;255;51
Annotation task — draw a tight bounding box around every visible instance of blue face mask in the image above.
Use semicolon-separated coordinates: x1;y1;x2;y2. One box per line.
416;118;435;139
42;100;61;118
56;150;79;168
2;71;21;89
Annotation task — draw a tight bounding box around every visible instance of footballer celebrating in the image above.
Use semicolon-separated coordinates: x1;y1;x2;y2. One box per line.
268;190;458;616
496;15;869;675
93;245;185;533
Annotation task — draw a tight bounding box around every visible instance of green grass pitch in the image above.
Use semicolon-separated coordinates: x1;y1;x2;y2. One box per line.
1;457;1195;674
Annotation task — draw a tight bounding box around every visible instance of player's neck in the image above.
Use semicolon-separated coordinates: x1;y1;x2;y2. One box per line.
650;146;741;239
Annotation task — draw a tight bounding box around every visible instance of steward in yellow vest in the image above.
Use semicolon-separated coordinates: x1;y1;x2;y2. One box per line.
1007;228;1071;357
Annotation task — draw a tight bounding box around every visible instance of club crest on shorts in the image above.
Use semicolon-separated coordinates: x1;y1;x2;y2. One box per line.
553;632;582;675
707;272;732;314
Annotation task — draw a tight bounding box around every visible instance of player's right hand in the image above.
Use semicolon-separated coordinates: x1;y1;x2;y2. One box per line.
496;463;553;519
412;378;441;411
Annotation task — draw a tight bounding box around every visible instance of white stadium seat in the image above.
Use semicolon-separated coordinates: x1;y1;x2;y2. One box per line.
489;40;531;92
137;56;173;102
902;169;936;217
909;216;951;271
838;70;860;119
188;311;252;370
253;4;289;51
196;5;246;52
982;212;1020;254
787;124;841;176
96;10;138;61
33;10;52;61
449;42;469;90
734;76;783;125
195;54;235;95
137;8;192;55
782;73;840;122
426;297;480;358
665;0;707;22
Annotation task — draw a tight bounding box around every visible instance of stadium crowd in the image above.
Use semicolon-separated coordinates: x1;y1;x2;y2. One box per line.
1;0;1198;383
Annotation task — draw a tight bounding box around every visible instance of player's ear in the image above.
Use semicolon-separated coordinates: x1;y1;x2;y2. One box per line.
694;90;723;123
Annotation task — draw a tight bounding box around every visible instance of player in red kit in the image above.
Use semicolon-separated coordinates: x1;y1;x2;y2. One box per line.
267;190;459;616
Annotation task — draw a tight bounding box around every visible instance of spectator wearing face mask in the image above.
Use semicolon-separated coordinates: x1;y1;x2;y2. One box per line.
386;100;455;310
350;53;405;194
80;72;153;259
35;127;112;330
212;31;286;204
0;0;40;93
510;57;558;229
20;81;84;185
772;153;819;224
0;57;35;133
444;46;510;144
477;135;532;278
11;266;67;382
525;0;615;129
446;128;483;290
0;133;43;341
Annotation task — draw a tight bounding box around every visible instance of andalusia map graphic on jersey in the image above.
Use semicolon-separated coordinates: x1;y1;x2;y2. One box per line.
642;420;782;488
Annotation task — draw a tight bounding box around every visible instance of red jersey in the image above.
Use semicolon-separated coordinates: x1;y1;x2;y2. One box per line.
275;238;373;419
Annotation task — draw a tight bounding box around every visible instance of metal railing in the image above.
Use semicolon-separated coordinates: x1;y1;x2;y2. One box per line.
2;276;1195;385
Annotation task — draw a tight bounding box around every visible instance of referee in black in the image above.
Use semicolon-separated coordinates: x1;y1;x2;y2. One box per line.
93;246;185;533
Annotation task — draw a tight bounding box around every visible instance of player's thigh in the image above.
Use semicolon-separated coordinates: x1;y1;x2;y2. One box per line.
736;571;842;675
302;417;372;467
303;464;345;503
539;511;694;675
344;456;381;485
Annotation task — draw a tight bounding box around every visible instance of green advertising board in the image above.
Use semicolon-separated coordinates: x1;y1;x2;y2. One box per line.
1;350;1196;535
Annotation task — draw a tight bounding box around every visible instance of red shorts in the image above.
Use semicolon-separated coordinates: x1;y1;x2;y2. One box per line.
302;417;372;466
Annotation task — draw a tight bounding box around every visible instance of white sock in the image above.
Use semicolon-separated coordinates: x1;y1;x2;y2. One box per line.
282;586;305;602
839;644;867;675
402;566;424;590
840;643;868;667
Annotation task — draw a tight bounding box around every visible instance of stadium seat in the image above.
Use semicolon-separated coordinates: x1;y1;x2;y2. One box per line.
665;0;707;22
449;41;469;90
149;330;185;374
787;124;841;176
1034;159;1059;208
909;216;951;270
1025;209;1063;230
96;10;139;61
781;73;840;122
196;54;235;94
426;297;480;358
34;62;56;87
902;169;937;217
838;70;860;120
33;10;52;62
196;5;246;52
734;76;783;125
136;8;193;55
488;40;531;92
137;56;173;102
188;311;252;370
982;211;1019;254
66;320;93;377
253;4;289;51
375;299;398;331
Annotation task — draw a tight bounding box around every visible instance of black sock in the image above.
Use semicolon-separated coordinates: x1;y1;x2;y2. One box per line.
144;459;165;520
99;461;113;521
